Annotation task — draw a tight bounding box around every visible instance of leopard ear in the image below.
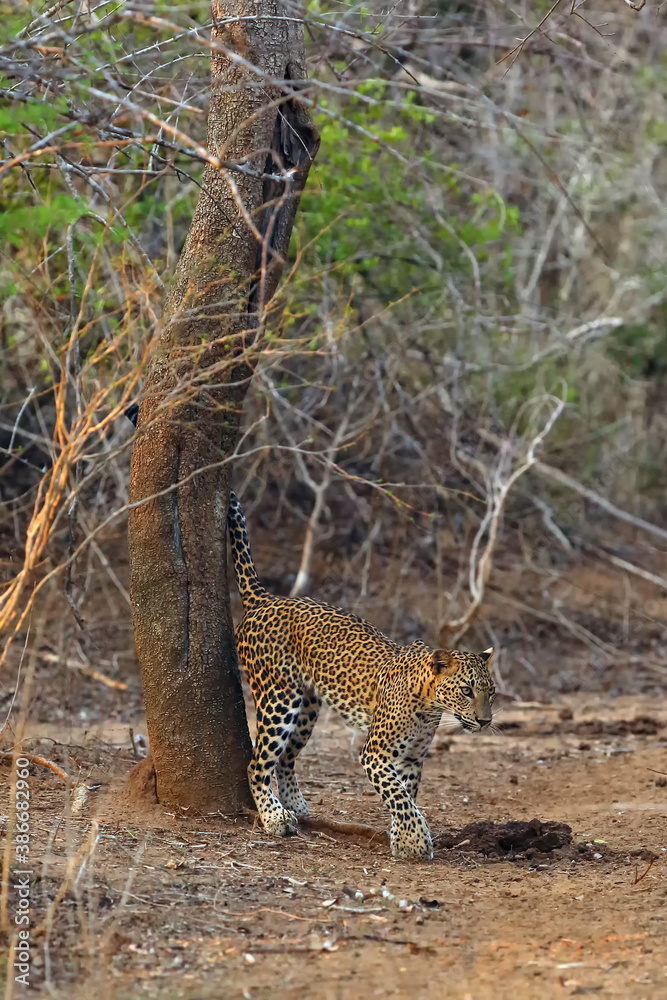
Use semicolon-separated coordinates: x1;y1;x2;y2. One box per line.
480;647;494;664
431;649;455;675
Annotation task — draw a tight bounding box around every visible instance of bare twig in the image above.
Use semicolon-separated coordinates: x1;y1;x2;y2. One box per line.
633;857;654;886
289;408;353;597
443;395;565;645
479;428;667;545
534;462;667;545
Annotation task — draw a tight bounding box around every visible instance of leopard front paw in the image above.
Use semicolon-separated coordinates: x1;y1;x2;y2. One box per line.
390;814;433;861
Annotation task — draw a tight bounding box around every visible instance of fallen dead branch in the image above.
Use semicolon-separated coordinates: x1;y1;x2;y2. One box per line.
536;462;667;544
239;934;435;953
244;807;390;847
300;815;390;846
38;650;128;690
489;588;666;673
247;908;311;921
0;749;68;783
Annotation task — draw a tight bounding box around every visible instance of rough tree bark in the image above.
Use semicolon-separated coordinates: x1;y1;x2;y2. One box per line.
127;0;319;812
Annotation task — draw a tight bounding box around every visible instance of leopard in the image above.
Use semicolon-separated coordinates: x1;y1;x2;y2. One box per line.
228;490;496;860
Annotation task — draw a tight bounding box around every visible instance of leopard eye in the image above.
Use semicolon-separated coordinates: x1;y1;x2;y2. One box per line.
460;685;474;698
489;690;497;703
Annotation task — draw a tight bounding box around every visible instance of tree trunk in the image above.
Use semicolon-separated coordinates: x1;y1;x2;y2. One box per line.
127;0;319;812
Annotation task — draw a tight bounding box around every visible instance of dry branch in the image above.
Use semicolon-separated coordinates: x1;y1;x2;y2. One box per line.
478;427;667;544
577;541;667;592
244;807;390;847
533;461;667;545
37;651;128;691
0;749;68;782
442;395;565;646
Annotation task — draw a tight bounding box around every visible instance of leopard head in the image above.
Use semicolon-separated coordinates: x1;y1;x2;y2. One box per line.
428;647;495;732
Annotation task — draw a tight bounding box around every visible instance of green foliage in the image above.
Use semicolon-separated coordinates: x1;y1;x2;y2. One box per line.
0;194;83;246
0;95;69;134
1;0;664;521
297;82;520;314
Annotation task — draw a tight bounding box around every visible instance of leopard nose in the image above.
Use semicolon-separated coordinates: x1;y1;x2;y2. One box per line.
476;717;491;728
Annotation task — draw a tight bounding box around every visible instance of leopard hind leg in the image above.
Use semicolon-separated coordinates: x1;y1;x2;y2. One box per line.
276;688;321;817
249;685;305;837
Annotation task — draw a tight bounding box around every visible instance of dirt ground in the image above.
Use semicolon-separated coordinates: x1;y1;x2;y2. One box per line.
3;692;667;1000
1;503;666;999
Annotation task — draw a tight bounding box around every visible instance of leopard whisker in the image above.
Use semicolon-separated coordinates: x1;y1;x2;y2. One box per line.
437;713;464;734
439;709;462;724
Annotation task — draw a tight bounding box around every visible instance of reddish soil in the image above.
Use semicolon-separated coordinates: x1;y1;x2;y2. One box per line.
3;695;667;999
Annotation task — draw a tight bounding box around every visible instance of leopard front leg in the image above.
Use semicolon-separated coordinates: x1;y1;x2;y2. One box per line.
360;744;433;861
394;755;425;803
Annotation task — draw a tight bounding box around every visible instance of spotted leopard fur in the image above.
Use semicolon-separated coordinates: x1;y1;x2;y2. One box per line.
228;491;495;860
